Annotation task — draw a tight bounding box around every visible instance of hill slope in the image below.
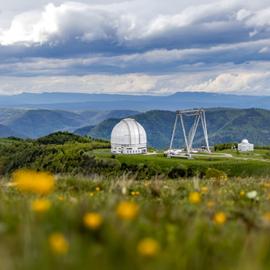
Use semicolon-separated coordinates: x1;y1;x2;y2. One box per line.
75;108;270;148
0;109;139;138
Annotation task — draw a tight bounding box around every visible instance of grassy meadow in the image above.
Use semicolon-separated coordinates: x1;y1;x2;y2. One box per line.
1;133;270;269
1;175;270;270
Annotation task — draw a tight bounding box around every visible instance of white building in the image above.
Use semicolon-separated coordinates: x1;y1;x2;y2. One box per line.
238;139;254;152
111;118;147;154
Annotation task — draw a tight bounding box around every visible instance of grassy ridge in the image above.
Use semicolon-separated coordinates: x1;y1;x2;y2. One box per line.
114;154;270;178
1;132;270;179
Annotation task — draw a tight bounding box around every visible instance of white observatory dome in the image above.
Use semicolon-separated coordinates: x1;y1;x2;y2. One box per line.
111;118;147;155
238;138;254;152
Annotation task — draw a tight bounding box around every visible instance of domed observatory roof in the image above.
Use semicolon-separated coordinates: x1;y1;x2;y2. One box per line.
238;138;254;152
111;118;147;155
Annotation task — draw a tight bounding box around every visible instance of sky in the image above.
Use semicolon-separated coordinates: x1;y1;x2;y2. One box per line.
1;0;270;95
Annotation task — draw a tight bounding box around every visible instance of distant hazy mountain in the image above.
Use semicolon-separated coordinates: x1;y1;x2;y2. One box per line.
0;109;139;138
0;124;23;138
1;92;270;111
75;108;270;148
79;110;139;125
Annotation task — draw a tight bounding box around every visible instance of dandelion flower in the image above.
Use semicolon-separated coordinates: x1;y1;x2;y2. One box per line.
262;183;270;189
31;199;51;213
201;187;208;193
239;191;245;197
96;187;101;192
49;233;69;255
83;212;103;230
13;169;54;195
57;195;65;201
189;192;201;204
262;212;270;223
207;201;215;209
213;212;227;225
116;201;139;220
137;238;160;257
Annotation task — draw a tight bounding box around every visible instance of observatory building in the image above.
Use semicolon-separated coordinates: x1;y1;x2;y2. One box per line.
111;118;147;155
238;139;254;152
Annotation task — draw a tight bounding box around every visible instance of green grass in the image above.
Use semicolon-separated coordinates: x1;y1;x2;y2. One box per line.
2;176;270;270
113;153;270;178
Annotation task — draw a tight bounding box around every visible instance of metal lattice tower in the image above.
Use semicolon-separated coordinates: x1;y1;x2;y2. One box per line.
169;109;211;156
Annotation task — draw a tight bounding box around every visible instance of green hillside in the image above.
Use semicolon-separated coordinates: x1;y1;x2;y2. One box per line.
76;108;270;148
0;109;139;138
1;131;270;180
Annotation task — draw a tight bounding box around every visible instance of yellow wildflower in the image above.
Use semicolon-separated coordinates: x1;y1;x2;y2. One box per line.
137;238;160;257
116;201;139;220
131;191;140;197
201;187;208;193
49;233;69;255
57;195;65;201
262;182;270;189
96;187;101;192
31;199;51;213
213;212;227;225
207;200;215;209
83;212;103;230
144;182;150;187
239;190;246;197
262;212;270;223
13;169;54;195
189;192;201;204
89;192;94;197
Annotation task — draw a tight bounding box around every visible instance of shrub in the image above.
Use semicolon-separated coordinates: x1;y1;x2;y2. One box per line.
214;143;237;151
168;165;187;179
205;168;228;181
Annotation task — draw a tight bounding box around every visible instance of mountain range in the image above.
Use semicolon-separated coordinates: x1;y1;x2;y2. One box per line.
75;108;270;149
0;109;138;138
1;92;270;111
1;92;270;148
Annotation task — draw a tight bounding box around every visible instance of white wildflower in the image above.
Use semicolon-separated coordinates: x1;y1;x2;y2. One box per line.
246;190;258;199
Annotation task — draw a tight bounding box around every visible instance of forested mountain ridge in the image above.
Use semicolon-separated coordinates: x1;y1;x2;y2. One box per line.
75;108;270;148
0;109;138;138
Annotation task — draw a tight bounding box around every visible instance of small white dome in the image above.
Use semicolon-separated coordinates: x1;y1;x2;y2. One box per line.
241;139;249;144
111;118;147;154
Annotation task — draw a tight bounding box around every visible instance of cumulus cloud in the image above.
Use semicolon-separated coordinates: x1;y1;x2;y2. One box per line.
187;72;270;94
0;73;158;95
2;65;270;96
0;0;262;48
0;0;270;95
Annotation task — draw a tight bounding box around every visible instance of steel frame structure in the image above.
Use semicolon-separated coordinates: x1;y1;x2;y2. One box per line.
169;109;211;156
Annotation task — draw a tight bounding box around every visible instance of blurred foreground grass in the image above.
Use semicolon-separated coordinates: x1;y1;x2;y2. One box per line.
1;173;270;270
